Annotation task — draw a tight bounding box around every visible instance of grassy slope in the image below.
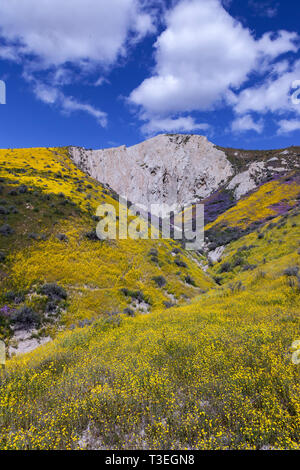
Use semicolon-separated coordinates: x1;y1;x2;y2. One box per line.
0;148;299;450
0;147;212;339
206;176;300;231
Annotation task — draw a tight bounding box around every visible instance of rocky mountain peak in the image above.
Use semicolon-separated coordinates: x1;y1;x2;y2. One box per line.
69;135;300;216
69;134;234;214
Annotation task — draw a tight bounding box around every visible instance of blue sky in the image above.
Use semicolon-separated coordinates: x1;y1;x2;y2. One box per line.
0;0;300;150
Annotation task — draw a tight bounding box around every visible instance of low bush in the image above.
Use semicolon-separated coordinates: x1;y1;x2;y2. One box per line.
185;275;196;286
28;233;39;240
0;224;14;236
163;301;175;309
9;206;18;214
242;264;257;272
123;308;135;317
219;262;231;273
0;206;9;215
148;248;158;257
56;233;68;242
232;256;244;268
18;184;28;194
152;276;167;288
174;258;187;268
5;291;26;304
284;266;299;277
8;189;18;196
120;288;146;303
11;305;40;328
84;230;99;241
39;283;67;301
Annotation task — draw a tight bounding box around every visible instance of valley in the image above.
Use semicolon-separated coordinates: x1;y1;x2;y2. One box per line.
0;136;299;450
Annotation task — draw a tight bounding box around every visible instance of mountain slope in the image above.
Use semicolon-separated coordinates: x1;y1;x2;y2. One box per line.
0;147;212;351
1;209;299;450
0;142;299;450
69;134;300;215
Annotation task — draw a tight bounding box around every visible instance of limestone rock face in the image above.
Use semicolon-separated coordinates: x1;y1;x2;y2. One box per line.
69;134;299;216
227;161;267;199
70;134;234;213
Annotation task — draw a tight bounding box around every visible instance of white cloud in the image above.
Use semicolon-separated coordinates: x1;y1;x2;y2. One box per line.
234;60;300;115
33;82;107;127
0;44;23;61
94;77;110;87
61;95;107;127
231;115;264;134
141;116;210;135
277;119;300;134
0;0;155;125
0;0;155;68
248;1;279;19
129;0;298;119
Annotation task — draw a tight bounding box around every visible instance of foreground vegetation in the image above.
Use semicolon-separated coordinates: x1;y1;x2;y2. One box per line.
0;147;211;341
0;267;299;450
0;147;299;450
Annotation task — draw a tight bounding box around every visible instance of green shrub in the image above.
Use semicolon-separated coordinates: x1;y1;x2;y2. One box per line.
84;230;99;241
163;301;175;309
232;256;244;268
39;283;67;301
18;184;28;194
0;224;14;236
148;248;158;257
120;288;146;303
0;206;9;215
152;276;167;288
56;233;68;242
284;266;299;277
11;306;40;328
123;308;135;317
174;258;187;268
242;264;257;272
5;290;26;304
185;275;196;286
219;262;231;273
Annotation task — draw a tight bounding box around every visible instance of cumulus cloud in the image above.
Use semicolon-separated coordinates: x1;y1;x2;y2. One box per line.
231;115;264;134
130;0;298;117
0;0;155;124
33;82;107;127
277;119;300;134
141;116;210;135
0;0;155;67
234;60;300;115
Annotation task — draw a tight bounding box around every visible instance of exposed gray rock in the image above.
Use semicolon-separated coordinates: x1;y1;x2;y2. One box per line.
70;134;234;215
226;161;267;199
9;329;51;356
69;134;298;217
208;246;225;264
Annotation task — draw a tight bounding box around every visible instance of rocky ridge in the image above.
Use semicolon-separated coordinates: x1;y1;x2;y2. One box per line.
69;134;300;215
